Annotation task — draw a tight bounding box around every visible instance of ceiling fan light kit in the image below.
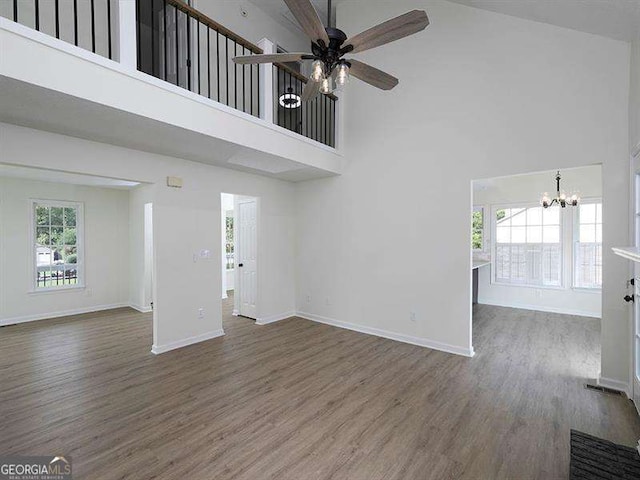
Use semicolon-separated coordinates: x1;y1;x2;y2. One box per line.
232;0;430;101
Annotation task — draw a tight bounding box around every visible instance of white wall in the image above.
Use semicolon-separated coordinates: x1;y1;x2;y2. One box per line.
473;165;602;317
2;122;296;352
296;0;630;378
631;38;640;153
0;176;130;323
195;0;309;53
128;184;154;311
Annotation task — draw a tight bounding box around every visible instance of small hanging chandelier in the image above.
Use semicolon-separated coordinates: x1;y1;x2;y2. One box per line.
540;171;579;208
278;87;301;109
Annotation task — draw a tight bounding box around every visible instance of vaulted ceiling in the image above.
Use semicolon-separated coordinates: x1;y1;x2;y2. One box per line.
443;0;639;42
252;0;639;43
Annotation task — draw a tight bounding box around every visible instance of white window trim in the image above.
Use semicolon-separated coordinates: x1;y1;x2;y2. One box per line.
491;202;565;290
472;205;486;253
571;197;603;291
29;199;85;294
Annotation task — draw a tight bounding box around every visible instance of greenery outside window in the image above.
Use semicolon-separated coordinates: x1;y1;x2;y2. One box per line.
32;200;84;291
472;206;484;251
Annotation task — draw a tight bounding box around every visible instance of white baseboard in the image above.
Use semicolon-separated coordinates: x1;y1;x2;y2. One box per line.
0;303;129;326
129;303;152;313
232;309;239;316
296;311;475;357
151;329;225;355
478;300;600;318
598;375;631;398
256;311;296;326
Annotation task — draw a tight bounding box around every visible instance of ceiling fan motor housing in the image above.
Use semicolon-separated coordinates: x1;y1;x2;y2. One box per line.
312;27;350;72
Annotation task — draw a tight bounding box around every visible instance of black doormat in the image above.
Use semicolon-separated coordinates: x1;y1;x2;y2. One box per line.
570;430;640;479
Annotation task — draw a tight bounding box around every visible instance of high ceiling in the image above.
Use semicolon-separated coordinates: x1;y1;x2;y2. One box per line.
446;0;640;42
252;0;639;43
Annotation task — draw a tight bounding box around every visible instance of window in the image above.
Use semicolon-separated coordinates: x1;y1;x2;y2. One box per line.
225;211;234;270
574;201;602;289
33;200;83;290
493;205;561;287
472;206;484;251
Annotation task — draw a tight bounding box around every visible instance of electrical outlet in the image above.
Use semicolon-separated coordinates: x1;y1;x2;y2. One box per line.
198;308;204;319
325;297;330;306
409;311;416;322
85;288;93;297
306;295;311;303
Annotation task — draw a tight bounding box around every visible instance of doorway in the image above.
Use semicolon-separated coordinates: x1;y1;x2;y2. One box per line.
470;165;603;353
631;153;640;411
221;193;258;321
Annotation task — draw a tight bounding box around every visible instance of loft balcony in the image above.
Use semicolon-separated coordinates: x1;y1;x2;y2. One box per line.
0;0;343;181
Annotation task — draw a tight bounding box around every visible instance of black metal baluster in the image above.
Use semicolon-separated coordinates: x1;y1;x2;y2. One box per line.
107;0;112;58
175;6;179;85
242;46;246;113
34;0;39;30
54;0;59;38
207;28;211;98
250;54;253;115
135;0;139;67
150;0;155;75
90;0;95;53
225;37;229;106
197;21;201;95
234;42;237;108
288;71;292;130
276;66;280;126
324;95;328;145
331;99;335;147
163;0;167;80
216;31;220;102
186;13;191;91
257;60;260;118
13;0;17;22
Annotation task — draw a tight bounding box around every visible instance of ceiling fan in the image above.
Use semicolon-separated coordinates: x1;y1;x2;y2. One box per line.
233;0;429;101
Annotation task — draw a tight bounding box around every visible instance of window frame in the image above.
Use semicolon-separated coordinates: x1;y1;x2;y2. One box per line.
472;205;485;252
29;199;85;293
572;197;603;291
491;202;564;290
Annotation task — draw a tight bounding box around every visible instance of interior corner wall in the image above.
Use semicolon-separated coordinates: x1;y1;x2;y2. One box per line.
129;183;154;312
473;165;603;317
0;176;130;323
1;122;296;351
295;0;630;376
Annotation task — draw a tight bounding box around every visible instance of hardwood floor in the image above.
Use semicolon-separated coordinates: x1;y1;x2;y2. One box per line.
1;297;638;479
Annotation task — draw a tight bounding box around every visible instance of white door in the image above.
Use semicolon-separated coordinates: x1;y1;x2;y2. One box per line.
633;154;640;412
238;199;257;319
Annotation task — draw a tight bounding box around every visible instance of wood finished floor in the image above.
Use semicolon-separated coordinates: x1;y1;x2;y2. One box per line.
1;297;638;479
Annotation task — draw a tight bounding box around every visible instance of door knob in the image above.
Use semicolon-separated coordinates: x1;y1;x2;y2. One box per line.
624;294;635;303
238;263;244;267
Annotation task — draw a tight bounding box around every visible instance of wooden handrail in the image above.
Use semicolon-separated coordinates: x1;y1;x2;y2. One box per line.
166;0;263;54
165;0;337;101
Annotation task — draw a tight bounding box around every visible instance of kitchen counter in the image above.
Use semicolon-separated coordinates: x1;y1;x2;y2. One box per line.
472;260;491;270
472;259;490;305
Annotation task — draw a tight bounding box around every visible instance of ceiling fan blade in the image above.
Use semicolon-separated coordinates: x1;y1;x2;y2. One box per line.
348;59;399;91
301;78;320;101
343;10;429;54
233;53;312;64
283;0;330;46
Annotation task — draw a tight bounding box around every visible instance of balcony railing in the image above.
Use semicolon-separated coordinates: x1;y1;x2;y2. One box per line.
136;0;260;117
273;63;336;148
4;0;115;59
2;0;338;149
